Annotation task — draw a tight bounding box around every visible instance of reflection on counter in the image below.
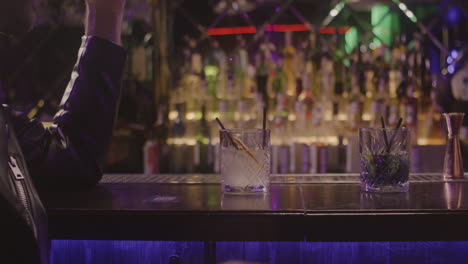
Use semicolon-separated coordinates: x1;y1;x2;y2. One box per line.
360;192;410;210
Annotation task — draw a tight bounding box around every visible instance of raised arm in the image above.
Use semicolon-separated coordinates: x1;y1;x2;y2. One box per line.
10;0;127;190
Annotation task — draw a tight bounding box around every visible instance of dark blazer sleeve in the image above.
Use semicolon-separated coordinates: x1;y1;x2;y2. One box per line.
9;36;127;190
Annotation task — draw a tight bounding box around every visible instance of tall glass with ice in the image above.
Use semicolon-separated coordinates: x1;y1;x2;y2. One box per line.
220;129;270;194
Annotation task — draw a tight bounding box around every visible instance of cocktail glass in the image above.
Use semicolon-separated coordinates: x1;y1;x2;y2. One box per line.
220;129;270;194
359;128;410;192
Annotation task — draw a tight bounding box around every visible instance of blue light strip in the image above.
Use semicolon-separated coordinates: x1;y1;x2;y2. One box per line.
51;240;468;264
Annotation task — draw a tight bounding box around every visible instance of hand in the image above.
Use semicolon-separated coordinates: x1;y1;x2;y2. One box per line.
85;0;127;45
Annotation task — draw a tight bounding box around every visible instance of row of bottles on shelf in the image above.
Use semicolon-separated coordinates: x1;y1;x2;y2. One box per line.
143;73;446;175
174;32;432;100
142;31;449;174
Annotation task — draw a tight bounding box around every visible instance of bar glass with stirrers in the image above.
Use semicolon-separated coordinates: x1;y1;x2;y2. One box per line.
220;128;271;194
359;127;410;192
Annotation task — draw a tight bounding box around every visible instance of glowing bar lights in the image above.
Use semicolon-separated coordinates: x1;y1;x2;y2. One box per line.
393;0;417;22
207;25;350;35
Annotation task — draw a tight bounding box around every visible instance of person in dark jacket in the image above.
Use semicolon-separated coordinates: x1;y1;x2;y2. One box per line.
1;0;127;189
0;0;127;263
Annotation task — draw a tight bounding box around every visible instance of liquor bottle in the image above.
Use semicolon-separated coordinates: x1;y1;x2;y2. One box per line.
204;41;220;99
295;39;308;98
143;127;159;175
320;69;334;121
130;39;147;82
194;105;213;173
408;33;424;98
422;74;445;143
172;103;186;137
254;93;266;129
144;33;154;82
235;100;251;129
234;36;248;96
400;72;419;145
283;31;296;97
370;76;388;127
256;52;269;111
182;37;203;112
170;103;187;173
243;64;257;99
189;38;203;75
259;35;277;70
272;93;290;174
305;30;321;98
271;59;288;101
143;106;167;174
347;72;364;130
388;47;401;99
320;46;334;98
297;71;314;122
206;40;228;100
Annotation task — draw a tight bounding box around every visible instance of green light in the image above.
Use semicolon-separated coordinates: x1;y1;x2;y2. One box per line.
345;27;358;54
195;136;210;145
204;65;219;77
372;5;392;46
371;4;401;46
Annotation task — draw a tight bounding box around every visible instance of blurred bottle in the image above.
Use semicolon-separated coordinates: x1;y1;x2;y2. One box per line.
170;103;187;173
144;33;154;82
305;30;321;98
283;31;296;97
295;39;308;98
400;72;419;145
256;52;269;111
347;71;364;130
297;69;314;122
194;105;213;173
234;100;246;128
204;41;221;100
143;128;159;175
143;106;168;174
370;76;388;127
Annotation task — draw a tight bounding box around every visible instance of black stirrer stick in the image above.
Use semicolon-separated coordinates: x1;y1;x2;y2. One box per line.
386;118;403;152
380;116;390;151
262;106;267;148
215;118;239;150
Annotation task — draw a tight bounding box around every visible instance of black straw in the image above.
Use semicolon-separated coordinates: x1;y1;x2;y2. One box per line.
262;106;267;148
380;116;390;151
215;118;239;150
386;117;403;152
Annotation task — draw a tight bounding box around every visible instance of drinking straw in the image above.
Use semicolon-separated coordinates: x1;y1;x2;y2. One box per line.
386;118;403;152
380;116;390;151
215;118;239;150
262;106;267;149
215;117;260;165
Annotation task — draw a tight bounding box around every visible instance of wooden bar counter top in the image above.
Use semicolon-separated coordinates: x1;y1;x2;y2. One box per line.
41;174;468;242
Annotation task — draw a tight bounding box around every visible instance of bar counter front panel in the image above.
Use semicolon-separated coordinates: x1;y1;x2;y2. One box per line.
42;174;468;242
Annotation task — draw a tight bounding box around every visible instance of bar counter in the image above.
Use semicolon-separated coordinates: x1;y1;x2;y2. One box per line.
42;174;468;242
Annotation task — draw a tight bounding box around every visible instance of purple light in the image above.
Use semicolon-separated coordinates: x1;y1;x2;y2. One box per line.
275;6;281;13
451;50;459;59
51;240;468;263
229;57;233;61
448;65;455;74
243;13;250;19
446;7;461;23
447;56;453;64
